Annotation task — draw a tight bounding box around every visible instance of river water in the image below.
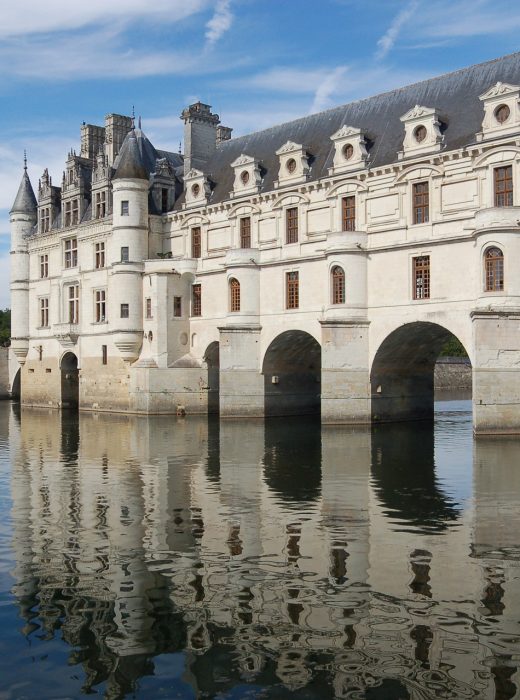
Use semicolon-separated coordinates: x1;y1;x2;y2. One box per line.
0;399;519;699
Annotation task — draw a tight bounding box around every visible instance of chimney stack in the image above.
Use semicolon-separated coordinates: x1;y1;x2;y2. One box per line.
181;102;220;176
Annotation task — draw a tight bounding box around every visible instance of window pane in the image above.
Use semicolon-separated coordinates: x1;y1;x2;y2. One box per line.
413;256;430;299
413;182;429;224
286;208;298;244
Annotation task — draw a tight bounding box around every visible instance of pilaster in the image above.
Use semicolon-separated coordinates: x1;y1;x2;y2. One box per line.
218;324;264;418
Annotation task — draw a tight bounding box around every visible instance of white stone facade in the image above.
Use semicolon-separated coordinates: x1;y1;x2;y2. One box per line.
9;53;520;433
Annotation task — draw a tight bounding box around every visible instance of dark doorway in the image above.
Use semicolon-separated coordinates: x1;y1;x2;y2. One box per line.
60;352;79;409
262;330;321;417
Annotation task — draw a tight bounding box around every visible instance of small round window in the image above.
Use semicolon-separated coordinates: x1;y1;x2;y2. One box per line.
240;170;250;185
286;158;297;174
342;143;354;160
414;125;427;143
495;104;510;124
191;183;200;197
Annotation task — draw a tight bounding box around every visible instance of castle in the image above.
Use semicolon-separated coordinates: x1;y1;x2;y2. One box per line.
9;52;520;434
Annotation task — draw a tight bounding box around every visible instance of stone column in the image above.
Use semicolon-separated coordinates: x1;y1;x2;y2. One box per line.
219;324;264;418
320;318;370;424
472;308;520;434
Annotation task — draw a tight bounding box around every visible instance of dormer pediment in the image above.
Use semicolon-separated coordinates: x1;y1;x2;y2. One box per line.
184;167;210;207
398;105;443;159
329;124;368;175
477;81;520;142
230;153;262;196
275;141;309;187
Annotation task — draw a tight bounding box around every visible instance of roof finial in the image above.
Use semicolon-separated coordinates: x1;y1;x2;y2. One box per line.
23;150;27;171
178;141;182;154
138;115;142;129
131;105;135;129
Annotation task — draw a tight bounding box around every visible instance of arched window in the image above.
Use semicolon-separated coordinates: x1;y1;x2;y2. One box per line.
230;278;240;312
331;266;345;304
484;247;504;291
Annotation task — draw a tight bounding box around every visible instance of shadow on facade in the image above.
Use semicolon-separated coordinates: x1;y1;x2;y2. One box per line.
262;330;321;417
371;322;471;424
204;341;220;415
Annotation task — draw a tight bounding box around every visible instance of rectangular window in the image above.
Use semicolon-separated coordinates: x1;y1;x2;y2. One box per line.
240;217;251;248
192;284;202;317
413;182;429;224
39;297;49;328
95;242;105;269
95;191;106;219
40;254;49;279
286;207;298;244
342;196;356;231
161;188;169;213
286;271;299;309
68;285;79;323
173;296;182;317
145;297;152;319
191;226;201;258
40;207;50;233
71;199;79;225
120;303;129;318
413;255;430;300
95;289;106;322
64;200;71;227
494;166;513;207
121;200;129;216
64;238;78;268
120;246;129;262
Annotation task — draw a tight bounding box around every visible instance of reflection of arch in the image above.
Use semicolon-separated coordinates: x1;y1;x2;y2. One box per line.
262;330;321;416
203;341;220;414
11;368;21;401
371;422;461;532
60;351;79;409
371;322;471;423
263;417;321;503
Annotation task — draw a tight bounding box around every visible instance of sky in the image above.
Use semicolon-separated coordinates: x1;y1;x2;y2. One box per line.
1;0;519;309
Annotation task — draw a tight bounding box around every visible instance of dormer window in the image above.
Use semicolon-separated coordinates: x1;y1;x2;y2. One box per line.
185;168;209;207
329;126;368;175
478;82;520;141
275;141;309;186
399;106;443;159
230;154;261;195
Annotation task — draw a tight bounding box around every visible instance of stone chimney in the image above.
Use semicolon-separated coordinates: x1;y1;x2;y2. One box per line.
216;125;233;144
181;102;220;176
80;123;105;161
104;114;133;165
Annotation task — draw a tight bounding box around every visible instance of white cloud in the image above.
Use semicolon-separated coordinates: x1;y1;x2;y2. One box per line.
376;0;419;60
0;0;208;38
229;66;350;95
205;0;233;47
415;0;520;38
310;66;349;113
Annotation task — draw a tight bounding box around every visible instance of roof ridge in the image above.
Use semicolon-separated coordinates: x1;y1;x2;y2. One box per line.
217;51;520;148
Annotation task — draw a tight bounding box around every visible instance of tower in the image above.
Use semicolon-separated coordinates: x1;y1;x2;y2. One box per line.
10;156;37;366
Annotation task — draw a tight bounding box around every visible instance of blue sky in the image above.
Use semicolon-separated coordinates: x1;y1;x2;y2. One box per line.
1;0;519;308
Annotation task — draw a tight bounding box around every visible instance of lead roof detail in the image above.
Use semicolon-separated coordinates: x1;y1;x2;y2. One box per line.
10;168;37;216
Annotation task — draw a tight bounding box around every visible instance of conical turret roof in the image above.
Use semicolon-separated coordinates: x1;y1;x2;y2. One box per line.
10;168;37;215
112;130;149;180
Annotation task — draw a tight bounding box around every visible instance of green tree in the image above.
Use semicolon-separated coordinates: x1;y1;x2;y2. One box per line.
0;309;11;346
439;336;468;358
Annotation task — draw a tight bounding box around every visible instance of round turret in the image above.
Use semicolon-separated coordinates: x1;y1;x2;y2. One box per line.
10;160;37;364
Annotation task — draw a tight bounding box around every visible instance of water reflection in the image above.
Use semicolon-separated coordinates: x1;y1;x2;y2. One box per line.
2;404;520;699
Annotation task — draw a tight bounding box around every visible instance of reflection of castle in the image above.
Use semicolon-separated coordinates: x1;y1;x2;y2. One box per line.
7;406;520;698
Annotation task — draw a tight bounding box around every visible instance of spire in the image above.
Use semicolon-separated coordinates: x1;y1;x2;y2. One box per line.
10;155;37;215
112;130;148;180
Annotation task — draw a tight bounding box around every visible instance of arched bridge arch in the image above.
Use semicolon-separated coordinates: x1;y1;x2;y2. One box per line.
371;322;471;423
262;330;321;417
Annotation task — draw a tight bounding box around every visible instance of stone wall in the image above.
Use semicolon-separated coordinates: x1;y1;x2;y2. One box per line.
0;347;8;398
434;357;472;390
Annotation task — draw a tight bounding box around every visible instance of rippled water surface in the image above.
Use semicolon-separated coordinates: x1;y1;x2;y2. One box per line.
0;400;519;699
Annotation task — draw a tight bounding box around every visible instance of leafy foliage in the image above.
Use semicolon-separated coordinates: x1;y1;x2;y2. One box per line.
0;309;11;346
439;336;468;358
